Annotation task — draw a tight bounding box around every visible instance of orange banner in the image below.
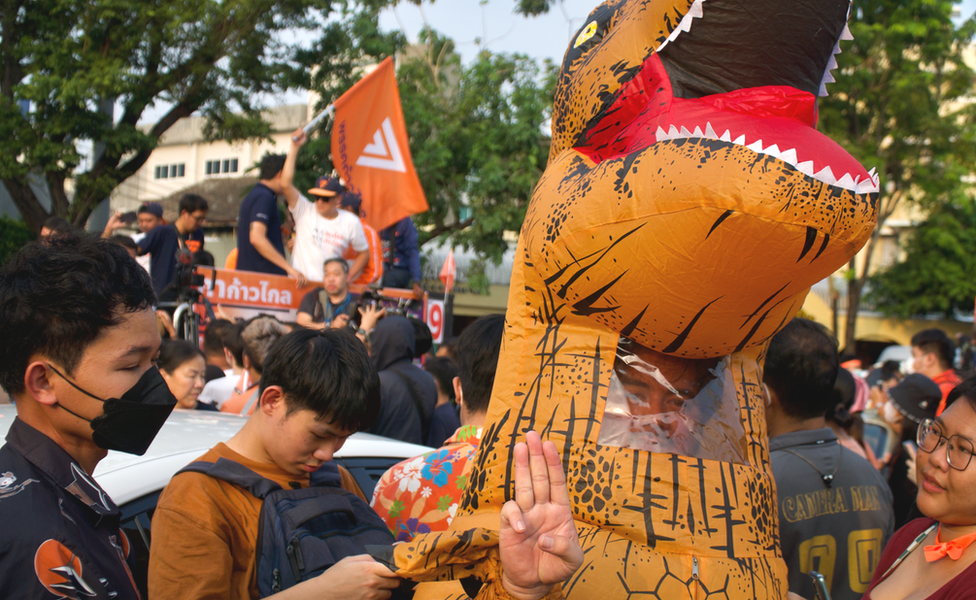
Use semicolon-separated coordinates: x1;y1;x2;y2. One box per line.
195;266;427;314
331;57;428;233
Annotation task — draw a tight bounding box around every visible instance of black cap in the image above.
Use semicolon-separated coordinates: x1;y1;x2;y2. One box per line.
887;373;941;424
340;191;362;213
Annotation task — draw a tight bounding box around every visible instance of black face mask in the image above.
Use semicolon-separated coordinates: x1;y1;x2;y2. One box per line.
48;365;177;456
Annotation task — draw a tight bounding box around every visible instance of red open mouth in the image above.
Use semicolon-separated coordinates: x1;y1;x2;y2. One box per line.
577;53;878;195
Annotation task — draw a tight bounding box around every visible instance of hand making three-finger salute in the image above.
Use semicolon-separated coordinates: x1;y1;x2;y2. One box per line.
498;430;584;600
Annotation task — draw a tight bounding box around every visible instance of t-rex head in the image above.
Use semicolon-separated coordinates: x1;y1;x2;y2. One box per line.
529;0;878;358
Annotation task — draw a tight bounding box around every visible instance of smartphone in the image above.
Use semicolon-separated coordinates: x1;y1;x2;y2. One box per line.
808;571;831;600
119;211;138;224
903;440;918;456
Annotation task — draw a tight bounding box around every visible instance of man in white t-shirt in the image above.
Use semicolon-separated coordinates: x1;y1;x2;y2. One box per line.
285;130;368;283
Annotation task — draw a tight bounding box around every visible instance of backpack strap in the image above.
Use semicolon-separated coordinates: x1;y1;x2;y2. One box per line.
388;364;431;445
176;458;283;499
240;388;260;416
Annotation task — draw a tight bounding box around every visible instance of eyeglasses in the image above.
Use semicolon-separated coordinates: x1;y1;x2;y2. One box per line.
917;418;976;471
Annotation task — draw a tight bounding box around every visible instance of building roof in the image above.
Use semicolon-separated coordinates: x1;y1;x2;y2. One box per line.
157;176;258;227
143;104;309;147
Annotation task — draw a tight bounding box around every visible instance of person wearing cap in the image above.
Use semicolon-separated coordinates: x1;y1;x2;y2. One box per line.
883;372;943;529
285;129;368;284
339;191;383;285
235;137;307;286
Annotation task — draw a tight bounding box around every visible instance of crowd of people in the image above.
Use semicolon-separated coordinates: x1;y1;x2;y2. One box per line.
0;233;578;600
5;150;976;600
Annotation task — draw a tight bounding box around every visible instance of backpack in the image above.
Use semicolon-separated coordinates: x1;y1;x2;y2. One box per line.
177;458;406;598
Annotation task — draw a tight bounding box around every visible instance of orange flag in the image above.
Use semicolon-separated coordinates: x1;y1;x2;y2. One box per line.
331;57;428;232
439;248;456;293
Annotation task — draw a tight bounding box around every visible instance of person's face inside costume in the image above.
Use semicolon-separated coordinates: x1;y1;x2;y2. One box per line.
599;338;747;462
161;354;206;410
916;398;976;525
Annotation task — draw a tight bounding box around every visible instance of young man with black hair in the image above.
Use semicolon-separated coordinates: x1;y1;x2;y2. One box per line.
104;194;209;300
910;328;961;415
148;328;396;599
199;321;246;409
202;318;235;382
0;233;175;599
764;318;894;600
236;152;307;286
372;314;505;540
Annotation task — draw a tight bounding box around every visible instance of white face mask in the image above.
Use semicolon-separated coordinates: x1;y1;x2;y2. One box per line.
883;400;903;426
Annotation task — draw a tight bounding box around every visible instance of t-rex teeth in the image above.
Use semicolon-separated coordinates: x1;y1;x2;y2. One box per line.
656;126;669;140
746;139;764;153
733;134;746;145
720;129;732;142
836;173;856;188
796;161;816;177
821;70;836;85
779;148;798;164
826;55;838;71
856;179;879;194
868;167;877;177
763;144;781;159
680;126;693;137
655;0;705;52
815;166;836;183
819;82;829;97
669;125;680;137
693;125;704;137
841;23;854;40
704;123;717;138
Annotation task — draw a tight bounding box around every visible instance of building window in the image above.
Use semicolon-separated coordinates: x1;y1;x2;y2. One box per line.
205;158;240;177
154;163;185;179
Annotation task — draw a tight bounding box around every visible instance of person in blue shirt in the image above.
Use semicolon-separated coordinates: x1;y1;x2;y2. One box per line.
380;217;423;299
235;136;307;287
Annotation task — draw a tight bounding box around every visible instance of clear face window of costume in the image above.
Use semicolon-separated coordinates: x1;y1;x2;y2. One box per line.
597;336;748;464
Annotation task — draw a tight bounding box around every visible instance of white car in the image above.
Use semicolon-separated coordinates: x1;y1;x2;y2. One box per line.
0;405;430;595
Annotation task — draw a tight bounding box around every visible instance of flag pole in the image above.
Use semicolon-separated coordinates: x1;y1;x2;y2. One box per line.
294;105;335;140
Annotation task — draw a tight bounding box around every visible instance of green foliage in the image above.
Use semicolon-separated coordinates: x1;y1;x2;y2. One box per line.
867;197;976;319
817;0;976;345
0;0;396;232
0;217;36;266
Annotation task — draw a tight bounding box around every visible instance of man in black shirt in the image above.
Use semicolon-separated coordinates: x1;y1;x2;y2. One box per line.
236;142;307;287
0;233;176;599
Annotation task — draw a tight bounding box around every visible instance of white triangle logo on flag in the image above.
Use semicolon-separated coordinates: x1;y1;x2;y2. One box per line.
355;118;406;173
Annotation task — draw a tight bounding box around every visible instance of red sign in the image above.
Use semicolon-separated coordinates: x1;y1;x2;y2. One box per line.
427;300;445;344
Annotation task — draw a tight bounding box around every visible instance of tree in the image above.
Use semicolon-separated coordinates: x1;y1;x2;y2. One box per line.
867;195;976;319
0;0;399;232
298;30;557;292
818;0;976;350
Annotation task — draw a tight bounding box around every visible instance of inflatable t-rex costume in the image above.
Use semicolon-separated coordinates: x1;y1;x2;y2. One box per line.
390;0;879;597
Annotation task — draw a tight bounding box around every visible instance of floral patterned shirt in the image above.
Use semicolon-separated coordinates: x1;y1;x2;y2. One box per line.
370;425;482;542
